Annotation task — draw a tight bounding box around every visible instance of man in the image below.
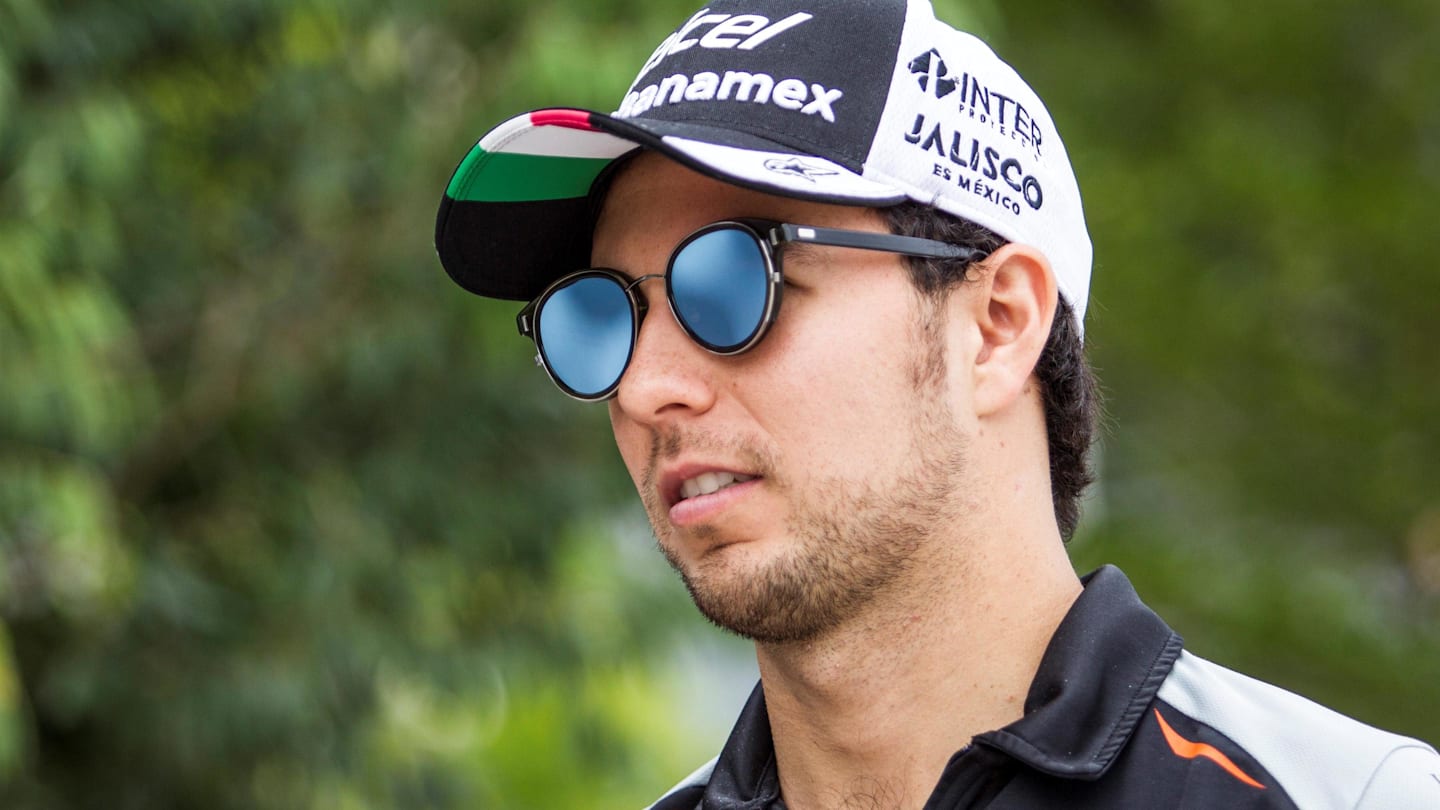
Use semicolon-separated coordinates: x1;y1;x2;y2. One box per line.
434;1;1440;807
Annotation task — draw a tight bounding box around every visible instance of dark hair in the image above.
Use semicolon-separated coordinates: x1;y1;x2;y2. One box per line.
882;202;1099;540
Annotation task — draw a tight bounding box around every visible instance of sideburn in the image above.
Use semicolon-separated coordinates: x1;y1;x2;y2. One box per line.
908;287;952;392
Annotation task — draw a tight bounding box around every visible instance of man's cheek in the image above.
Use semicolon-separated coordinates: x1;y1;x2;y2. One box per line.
608;423;650;488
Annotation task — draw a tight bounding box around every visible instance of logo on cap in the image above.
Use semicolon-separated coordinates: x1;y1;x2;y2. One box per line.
762;157;839;182
903;47;1045;155
908;49;958;98
634;10;816;82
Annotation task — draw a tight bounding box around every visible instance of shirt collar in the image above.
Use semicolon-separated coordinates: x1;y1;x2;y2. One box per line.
697;565;1182;806
974;564;1183;779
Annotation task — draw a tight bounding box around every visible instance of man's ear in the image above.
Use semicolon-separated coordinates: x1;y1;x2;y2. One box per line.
962;243;1057;417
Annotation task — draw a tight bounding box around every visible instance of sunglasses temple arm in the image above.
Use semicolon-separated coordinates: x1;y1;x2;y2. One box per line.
773;223;984;263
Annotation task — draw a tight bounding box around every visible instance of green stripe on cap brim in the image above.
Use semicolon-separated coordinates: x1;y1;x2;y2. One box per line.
445;151;615;203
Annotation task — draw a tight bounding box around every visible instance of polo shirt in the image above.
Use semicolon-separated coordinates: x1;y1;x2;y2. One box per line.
647;566;1440;809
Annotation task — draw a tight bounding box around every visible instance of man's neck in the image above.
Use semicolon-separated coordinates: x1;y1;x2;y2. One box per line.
754;536;1081;810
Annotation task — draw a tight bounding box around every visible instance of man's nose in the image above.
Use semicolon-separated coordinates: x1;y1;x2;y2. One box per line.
612;277;717;423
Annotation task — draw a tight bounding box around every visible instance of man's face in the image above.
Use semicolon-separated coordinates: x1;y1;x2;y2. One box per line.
595;153;979;644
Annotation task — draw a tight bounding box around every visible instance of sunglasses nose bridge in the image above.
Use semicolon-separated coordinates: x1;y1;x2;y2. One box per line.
619;272;662;332
623;273;665;294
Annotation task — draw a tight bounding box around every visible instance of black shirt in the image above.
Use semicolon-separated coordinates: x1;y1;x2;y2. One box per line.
648;566;1440;809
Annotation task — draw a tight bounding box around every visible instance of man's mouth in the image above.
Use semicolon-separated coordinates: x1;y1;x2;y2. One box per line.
678;471;756;502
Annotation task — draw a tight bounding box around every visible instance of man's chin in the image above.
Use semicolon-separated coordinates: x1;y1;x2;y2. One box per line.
656;524;762;571
670;547;854;645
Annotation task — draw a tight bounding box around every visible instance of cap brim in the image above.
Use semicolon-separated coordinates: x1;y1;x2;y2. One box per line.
435;108;906;301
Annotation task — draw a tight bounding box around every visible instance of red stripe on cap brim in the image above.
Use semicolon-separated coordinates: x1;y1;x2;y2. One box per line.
528;108;598;130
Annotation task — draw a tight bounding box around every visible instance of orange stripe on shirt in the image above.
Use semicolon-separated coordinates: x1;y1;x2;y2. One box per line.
1154;708;1266;790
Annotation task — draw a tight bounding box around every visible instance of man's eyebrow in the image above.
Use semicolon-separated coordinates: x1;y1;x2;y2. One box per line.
777;239;825;265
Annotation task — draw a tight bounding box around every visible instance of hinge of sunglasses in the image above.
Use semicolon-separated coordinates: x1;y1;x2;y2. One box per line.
772;226;817;245
519;313;531;334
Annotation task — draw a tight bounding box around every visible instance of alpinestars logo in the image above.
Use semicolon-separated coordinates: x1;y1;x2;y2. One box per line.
762;157;838;182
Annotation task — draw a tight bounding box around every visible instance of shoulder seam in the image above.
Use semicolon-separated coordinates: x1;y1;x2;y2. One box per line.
1351;742;1440;810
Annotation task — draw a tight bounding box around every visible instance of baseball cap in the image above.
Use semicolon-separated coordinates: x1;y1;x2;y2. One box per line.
435;0;1092;325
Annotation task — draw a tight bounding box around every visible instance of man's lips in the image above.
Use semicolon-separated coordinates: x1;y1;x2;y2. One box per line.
668;476;762;528
659;463;762;509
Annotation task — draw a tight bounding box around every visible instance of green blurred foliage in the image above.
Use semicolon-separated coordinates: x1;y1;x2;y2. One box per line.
1012;0;1440;739
0;0;1436;807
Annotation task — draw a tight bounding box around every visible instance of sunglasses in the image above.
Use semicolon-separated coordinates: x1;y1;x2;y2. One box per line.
517;218;986;401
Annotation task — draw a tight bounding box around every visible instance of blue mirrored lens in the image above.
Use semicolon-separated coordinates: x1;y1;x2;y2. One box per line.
670;227;768;350
537;275;632;397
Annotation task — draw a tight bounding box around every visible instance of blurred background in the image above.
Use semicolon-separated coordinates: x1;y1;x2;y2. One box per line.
2;0;1438;806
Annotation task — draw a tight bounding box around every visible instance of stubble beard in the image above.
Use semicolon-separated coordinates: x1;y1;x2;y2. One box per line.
645;310;970;645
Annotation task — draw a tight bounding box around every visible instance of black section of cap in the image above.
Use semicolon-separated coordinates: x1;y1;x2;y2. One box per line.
436;195;594;302
624;0;906;171
434;0;913;302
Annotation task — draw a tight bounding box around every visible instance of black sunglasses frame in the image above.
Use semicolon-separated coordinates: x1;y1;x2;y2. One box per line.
516;218;988;402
